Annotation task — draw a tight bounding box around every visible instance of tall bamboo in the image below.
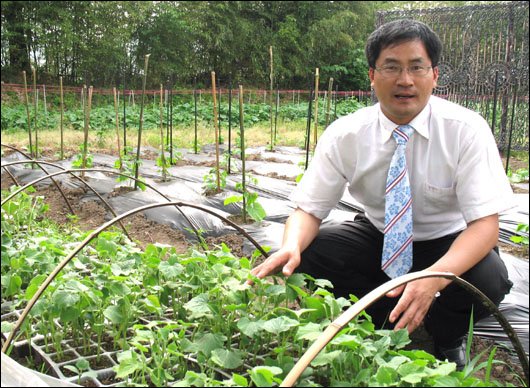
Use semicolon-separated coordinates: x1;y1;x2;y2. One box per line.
59;76;64;160
159;83;167;181
22;71;34;159
211;71;221;192
113;87;122;172
134;54;150;190
32;67;38;157
239;83;246;223
269;45;274;151
313;68;319;147
325;78;334;129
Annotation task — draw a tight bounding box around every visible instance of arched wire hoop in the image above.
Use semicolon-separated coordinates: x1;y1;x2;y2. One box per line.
1;144;74;214
280;271;529;387
0;161;201;243
1;200;269;354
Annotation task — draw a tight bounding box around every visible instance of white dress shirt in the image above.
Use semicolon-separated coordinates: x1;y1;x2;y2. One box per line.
289;95;515;241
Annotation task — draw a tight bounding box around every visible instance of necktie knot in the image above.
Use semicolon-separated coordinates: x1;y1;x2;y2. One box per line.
393;125;414;145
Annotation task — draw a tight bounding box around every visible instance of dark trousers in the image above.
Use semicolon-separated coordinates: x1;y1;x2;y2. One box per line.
296;214;513;345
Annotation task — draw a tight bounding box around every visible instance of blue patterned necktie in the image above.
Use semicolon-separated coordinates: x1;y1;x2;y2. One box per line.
382;125;414;279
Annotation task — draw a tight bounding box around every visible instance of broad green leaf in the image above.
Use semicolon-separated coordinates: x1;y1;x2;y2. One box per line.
263;316;299;335
330;333;362;349
295;322;323;342
224;195;243;205
249;366;282;387
184;294;212;319
374;365;397;385
286;273;306;287
159;261;184;279
60;306;80;323
196;333;226;357
1;321;15;334
210;349;244;369
390;328;411;349
264;284;285;296
103;305;124;324
108;281;130;296
247;201;266;222
237;317;265;338
310;350;342;367
114;357;141;379
430;375;461;386
24;274;47;300
5;275;22;297
53;290;79;309
230;373;248;387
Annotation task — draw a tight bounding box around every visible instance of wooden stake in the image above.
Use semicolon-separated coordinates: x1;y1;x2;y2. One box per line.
239;83;246;223
113;87;122;172
32;67;38;157
313;68;319;147
81;86;93;178
60;76;64;159
212;71;221;192
22;71;34;159
269;45;274;151
134;54;150;190
159;83;167;181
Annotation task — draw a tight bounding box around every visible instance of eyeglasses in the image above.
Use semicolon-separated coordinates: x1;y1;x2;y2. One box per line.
374;65;433;78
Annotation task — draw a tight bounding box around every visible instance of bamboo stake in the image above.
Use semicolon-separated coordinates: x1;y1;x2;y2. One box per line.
32;67;38;157
22;71;34;158
134;54;150;190
43;85;47;116
159;83;167;181
212;71;221;192
239;82;246;223
325;77;333;129
113;87;122;172
269;45;274;151
59;76;64;160
313;68;319;147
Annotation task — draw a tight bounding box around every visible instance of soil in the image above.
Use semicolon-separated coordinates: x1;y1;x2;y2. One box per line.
1;152;528;386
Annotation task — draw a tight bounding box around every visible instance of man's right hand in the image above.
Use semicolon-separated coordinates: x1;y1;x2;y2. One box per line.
247;247;301;284
246;208;322;285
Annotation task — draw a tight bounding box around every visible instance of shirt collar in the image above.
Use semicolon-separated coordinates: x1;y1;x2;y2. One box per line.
378;98;431;142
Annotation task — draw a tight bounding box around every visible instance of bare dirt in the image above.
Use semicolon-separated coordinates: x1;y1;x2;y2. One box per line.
1;154;528;386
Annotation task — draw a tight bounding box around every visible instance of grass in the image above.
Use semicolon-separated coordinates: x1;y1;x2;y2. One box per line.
1;120;324;156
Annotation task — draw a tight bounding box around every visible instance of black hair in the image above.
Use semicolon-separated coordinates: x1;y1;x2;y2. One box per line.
365;19;442;68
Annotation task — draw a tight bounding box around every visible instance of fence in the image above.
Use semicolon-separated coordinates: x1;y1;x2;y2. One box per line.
376;2;529;152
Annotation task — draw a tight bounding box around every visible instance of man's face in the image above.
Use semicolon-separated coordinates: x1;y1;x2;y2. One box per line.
369;39;438;125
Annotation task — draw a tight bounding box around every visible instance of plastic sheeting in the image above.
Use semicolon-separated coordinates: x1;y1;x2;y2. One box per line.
1;145;529;365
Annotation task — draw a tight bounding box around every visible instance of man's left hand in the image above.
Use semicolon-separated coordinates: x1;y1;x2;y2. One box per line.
386;277;449;334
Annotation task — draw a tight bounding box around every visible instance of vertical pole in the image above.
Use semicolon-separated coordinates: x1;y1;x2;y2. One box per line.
239;82;246;223
313;68;320;147
43;85;47;116
113;87;122;172
59;76;64;160
159;83;167;181
305;73;315;170
218;83;222;143
194;76;198;154
134;54;150;190
22;71;34;159
274;84;279;143
170;74;174;164
228;73;232;173
123;69;127;155
334;84;338;120
32;67;38;157
269;45;274;151
212;71;221;192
